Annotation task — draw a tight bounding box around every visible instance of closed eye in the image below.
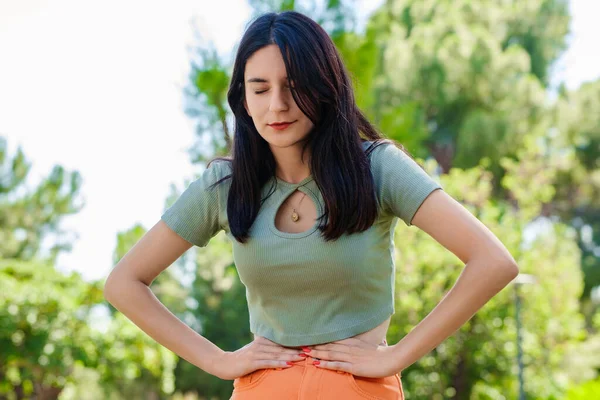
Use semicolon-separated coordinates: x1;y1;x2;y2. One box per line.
254;86;293;95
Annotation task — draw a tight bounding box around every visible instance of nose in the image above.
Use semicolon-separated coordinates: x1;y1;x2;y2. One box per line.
269;87;290;112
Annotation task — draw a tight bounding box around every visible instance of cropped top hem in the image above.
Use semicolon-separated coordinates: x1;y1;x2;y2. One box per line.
251;303;394;347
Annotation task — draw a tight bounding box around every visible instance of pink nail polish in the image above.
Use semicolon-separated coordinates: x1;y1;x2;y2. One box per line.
313;360;320;365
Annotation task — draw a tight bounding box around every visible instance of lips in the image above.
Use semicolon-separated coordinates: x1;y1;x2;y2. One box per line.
269;121;296;130
269;121;295;126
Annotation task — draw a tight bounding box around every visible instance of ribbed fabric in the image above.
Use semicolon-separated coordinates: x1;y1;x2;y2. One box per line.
161;141;443;346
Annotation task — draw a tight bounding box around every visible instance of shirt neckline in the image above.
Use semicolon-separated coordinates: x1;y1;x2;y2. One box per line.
274;174;314;187
268;181;321;239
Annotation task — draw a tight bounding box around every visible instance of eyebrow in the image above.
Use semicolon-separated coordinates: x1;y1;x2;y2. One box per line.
246;77;290;83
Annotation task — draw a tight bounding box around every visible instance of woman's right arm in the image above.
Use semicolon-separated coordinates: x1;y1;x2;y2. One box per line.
103;219;224;376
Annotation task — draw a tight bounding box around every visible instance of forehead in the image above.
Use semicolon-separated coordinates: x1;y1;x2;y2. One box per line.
245;45;290;83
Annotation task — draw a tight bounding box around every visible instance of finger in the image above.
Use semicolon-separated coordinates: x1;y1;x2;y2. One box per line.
255;359;296;369
255;351;306;361
308;349;352;362
312;359;352;373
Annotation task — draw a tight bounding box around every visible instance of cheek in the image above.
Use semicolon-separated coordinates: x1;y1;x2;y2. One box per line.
246;98;265;114
301;118;315;131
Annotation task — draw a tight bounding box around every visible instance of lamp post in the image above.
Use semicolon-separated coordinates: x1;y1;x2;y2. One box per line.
514;273;537;400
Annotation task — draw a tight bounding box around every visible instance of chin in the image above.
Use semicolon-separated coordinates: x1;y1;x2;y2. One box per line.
264;132;310;148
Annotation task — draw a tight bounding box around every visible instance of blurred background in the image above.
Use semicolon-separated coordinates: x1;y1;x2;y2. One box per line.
1;0;599;399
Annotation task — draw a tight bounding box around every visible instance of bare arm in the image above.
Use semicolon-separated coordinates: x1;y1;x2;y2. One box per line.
103;220;225;376
390;189;519;372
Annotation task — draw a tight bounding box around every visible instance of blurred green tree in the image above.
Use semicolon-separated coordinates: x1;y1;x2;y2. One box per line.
0;259;101;399
0;136;84;262
0;140;177;399
0;259;176;400
552;80;600;314
356;0;569;175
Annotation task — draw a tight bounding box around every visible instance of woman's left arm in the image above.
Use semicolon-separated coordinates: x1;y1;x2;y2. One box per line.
390;188;519;373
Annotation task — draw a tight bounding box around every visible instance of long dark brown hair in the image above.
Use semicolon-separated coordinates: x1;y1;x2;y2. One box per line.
208;11;413;244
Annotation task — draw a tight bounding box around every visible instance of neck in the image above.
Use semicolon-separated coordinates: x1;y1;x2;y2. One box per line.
270;145;311;184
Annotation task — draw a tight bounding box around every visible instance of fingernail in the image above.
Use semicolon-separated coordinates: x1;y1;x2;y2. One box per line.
299;353;307;357
313;360;320;365
286;361;294;365
302;347;311;353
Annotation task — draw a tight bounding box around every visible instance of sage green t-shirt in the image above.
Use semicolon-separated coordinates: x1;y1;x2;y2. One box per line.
161;140;443;346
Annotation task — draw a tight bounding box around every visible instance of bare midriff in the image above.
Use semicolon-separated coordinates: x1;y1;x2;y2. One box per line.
253;316;392;349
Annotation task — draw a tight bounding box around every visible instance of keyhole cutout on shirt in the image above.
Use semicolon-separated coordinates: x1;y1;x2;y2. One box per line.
274;189;318;234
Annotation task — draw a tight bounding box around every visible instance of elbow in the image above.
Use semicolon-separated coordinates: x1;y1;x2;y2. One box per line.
508;262;520;279
103;272;122;305
501;259;520;281
103;270;147;305
103;275;116;304
489;249;519;279
481;252;519;282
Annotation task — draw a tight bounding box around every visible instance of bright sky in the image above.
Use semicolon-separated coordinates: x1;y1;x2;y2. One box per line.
0;0;598;283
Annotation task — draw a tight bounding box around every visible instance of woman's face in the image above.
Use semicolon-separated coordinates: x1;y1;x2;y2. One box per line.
243;44;314;150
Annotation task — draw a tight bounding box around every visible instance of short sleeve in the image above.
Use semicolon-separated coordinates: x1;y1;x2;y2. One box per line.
370;142;443;226
161;161;227;247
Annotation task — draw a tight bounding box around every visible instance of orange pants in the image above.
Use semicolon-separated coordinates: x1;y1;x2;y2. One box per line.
230;353;404;399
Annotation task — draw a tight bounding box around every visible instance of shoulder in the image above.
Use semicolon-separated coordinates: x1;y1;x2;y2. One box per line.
203;158;233;187
361;139;443;225
207;157;233;174
362;139;415;169
177;159;232;202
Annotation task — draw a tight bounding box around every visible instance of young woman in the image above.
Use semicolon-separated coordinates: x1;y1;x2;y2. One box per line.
104;11;519;399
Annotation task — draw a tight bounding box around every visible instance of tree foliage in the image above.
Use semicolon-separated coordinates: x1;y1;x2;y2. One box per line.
0;137;83;262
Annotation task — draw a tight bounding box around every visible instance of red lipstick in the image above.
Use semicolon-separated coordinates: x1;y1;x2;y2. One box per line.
269;121;296;130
